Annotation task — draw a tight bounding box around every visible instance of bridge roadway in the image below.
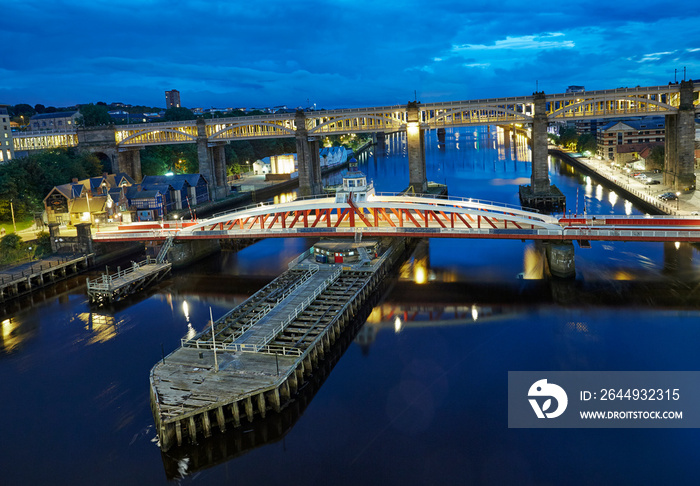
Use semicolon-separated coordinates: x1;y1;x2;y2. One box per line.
93;193;700;244
13;82;700;152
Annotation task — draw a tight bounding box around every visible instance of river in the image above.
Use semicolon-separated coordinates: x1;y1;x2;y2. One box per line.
1;127;699;485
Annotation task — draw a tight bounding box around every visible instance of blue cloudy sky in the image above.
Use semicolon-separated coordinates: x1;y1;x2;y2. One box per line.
2;0;700;110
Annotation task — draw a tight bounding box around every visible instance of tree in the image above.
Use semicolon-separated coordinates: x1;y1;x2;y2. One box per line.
34;104;46;114
163;107;195;121
11;104;35;118
558;127;578;149
34;231;53;257
0;148;103;222
77;103;112;127
576;133;597;154
648;146;665;170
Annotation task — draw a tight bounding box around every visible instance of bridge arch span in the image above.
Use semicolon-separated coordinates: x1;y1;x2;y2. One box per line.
309;114;407;135
426;104;531;126
209;121;296;141
118;127;197;146
548;96;675;119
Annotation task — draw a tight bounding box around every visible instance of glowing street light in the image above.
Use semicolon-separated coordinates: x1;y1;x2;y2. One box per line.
676;192;681;210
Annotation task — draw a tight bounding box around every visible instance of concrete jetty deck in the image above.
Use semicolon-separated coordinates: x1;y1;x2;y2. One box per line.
150;237;406;451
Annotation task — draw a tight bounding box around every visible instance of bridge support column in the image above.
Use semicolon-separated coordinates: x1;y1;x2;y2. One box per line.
531;92;550;194
117;147;142;182
295;111;322;196
211;143;229;200
437;127;446;146
75;223;94;254
546;241;575;278
519;93;565;212
196;119;229;201
501;125;512;153
374;131;386;155
407;101;427;193
664;80;696;192
48;223;61;253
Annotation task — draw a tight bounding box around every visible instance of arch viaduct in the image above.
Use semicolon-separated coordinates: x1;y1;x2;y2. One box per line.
13;81;700;199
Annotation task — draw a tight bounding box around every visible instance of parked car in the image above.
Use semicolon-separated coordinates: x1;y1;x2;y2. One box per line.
644;179;660;185
659;192;677;201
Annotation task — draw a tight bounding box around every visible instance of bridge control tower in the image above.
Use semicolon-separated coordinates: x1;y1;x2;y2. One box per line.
334;159;374;204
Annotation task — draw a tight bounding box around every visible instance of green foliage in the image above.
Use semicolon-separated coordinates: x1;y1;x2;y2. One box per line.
0;149;103;221
140;144;198;176
576;133;597;154
0;233;22;251
77;103;112;127
34;231;53;257
648;146;665;170
558;127;578;149
163;107;195;121
11;104;36;118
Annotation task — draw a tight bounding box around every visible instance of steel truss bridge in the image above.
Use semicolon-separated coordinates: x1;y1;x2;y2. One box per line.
93;194;700;244
14;83;700;152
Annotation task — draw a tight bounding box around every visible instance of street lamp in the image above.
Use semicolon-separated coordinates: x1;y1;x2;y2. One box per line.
10;199;17;233
676;192;681;211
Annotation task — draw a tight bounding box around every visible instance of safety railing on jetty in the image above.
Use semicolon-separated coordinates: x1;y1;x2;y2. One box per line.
181;264;321;348
86;257;156;291
181;266;342;355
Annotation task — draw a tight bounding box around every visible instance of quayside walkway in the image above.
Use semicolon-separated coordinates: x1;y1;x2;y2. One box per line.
0;254;93;303
150;237;405;451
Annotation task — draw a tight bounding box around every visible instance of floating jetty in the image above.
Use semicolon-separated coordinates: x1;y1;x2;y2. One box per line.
150;236;405;451
86;256;172;305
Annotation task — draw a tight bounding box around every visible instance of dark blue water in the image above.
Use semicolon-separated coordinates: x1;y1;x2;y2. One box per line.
2;127;700;485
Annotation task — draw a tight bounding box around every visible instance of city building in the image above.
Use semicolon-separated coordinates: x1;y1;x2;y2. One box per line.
43;173;135;226
43;172;209;224
141;174;210;214
28;111;80;131
165;89;181;109
596;117;665;164
566;85;585;93
0;104;14;163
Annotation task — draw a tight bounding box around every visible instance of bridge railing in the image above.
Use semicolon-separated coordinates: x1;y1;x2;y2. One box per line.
372;192;544;215
207;190;544;224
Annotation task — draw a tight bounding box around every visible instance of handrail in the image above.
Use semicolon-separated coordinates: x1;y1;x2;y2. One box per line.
254;266;342;348
86;257;160;291
181;264;319;347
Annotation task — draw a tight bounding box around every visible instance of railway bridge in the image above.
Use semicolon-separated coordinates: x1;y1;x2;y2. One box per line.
12;81;700;199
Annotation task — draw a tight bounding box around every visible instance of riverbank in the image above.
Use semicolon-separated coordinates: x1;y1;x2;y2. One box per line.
550;148;700;216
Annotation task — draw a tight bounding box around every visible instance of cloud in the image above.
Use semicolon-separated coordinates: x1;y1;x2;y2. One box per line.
452;33;575;52
1;1;699;108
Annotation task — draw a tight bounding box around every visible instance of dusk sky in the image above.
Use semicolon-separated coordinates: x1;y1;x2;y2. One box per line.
3;0;700;110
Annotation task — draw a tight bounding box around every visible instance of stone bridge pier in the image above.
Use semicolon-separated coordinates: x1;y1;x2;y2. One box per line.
372;131;386;155
196;119;229;200
295;111;322;196
77;126;143;182
117;148;142;182
406;101;427;193
518;92;565;212
664;80;696;191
